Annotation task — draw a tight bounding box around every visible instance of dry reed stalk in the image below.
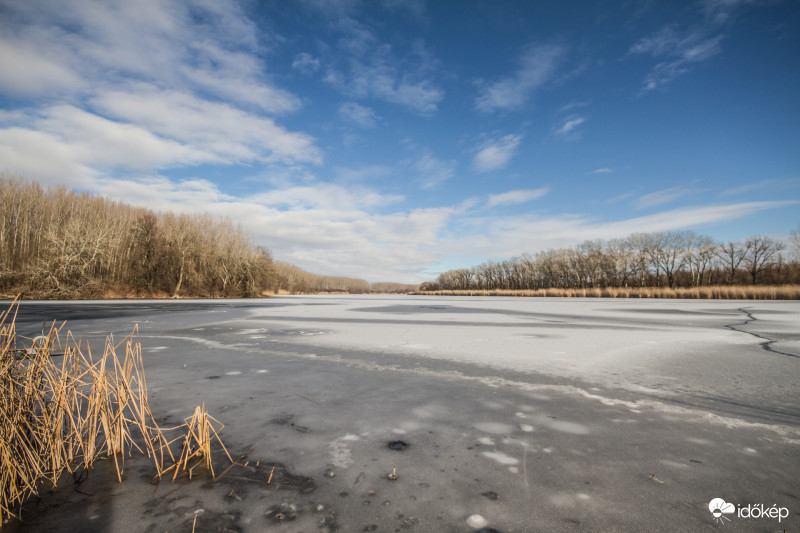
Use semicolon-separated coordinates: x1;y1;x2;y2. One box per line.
164;404;232;482
1;299;230;523
416;285;800;299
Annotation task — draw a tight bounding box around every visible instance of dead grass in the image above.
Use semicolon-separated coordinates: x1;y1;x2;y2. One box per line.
414;285;800;300
0;298;231;523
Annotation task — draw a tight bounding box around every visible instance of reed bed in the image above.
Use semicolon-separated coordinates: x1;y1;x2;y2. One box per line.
0;300;229;523
414;285;800;300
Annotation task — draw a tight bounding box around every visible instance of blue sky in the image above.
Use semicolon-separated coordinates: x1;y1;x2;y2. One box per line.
0;0;798;282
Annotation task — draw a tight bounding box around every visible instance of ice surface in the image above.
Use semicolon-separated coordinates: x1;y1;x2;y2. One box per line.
6;295;800;532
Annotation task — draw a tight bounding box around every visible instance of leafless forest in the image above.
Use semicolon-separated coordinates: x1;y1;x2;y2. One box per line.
424;229;800;292
0;175;279;298
0;175;414;299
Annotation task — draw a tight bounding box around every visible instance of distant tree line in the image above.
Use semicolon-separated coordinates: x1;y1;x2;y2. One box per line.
273;261;418;294
1;175;274;298
424;230;800;292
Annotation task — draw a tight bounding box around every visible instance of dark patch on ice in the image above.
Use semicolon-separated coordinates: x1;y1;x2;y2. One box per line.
474;529;504;533
386;440;408;450
690;459;702;464
207;375;220;379
265;502;299;522
270;414;310;432
481;491;498;500
247;462;316;493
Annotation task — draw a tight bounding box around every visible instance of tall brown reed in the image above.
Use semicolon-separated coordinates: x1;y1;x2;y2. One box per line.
414;285;800;300
0;300;229;523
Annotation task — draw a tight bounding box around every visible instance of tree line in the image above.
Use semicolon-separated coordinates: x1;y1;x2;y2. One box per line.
273;261;418;294
1;175;419;298
424;230;800;292
1;175;274;298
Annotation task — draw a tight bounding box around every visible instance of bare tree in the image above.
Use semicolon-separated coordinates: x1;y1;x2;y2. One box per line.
714;242;747;285
743;236;784;284
790;224;800;259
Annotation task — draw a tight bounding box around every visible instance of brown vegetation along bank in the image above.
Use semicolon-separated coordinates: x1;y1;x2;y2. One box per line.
1;175;274;299
0;301;230;523
415;285;800;299
0;175;418;299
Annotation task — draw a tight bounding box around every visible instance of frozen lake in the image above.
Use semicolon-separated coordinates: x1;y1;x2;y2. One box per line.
7;295;800;532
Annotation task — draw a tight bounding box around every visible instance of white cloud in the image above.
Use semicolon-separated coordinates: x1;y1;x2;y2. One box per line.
475;44;565;113
334;165;393;182
249;183;403;210
590;167;614;174
326;44;444;114
473;135;523;173
0;37;83;96
722;178;800;196
634;186;696;209
554;116;586;137
415;151;456;189
630;17;728;92
307;2;444;115
179;41;301;114
487;188;549;208
293;52;321;74
0;0;322;195
338;102;379;128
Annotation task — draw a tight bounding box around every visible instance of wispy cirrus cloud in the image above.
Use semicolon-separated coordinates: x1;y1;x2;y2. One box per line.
292;52;321;74
554;116;586;138
634;186;697;209
486;188;549;208
630;26;724;91
324;42;444;115
473;134;523;173
304;1;444;115
722;178;800;196
415;151;456;189
475;44;565;113
590;167;614;174
338;102;380;128
628;0;763;93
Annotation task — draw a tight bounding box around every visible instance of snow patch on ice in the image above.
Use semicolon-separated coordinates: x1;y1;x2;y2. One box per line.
475;422;514;434
477;437;495;446
482;451;519;465
466;514;489;528
520;424;534;432
329;436;356;468
225;371;241;376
